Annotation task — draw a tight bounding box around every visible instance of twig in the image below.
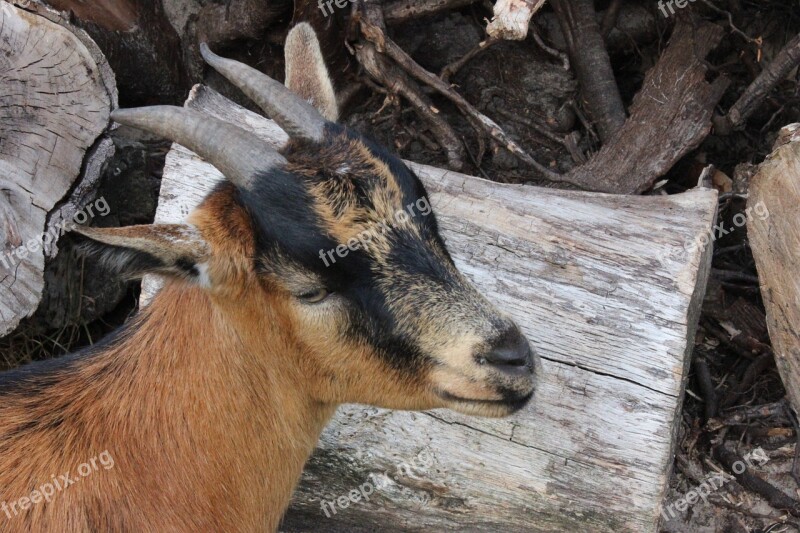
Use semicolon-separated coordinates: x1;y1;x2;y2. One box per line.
354;4;466;170
698;0;760;44
440;38;500;83
495;108;569;149
714;444;800;518
718;400;789;426
715;32;800;134
530;28;570;70
383;0;478;24
462;137;491;180
695;357;718;421
358;4;579;186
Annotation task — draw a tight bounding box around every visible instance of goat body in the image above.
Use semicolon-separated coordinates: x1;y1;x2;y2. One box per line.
0;23;537;531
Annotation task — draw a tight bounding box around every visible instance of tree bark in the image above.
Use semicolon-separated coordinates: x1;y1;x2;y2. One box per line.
551;0;626;142
748;123;800;417
565;19;729;194
0;2;117;337
144;84;718;532
44;0;189;105
715;32;800;134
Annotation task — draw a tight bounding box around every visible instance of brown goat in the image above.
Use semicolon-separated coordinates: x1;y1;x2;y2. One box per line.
0;24;537;532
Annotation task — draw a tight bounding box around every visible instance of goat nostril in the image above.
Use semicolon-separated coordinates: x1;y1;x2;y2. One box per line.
483;336;533;371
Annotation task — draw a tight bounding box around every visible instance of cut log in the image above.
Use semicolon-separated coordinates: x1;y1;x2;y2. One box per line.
748;123;800;416
42;0;188;105
0;2;116;337
143;85;718;531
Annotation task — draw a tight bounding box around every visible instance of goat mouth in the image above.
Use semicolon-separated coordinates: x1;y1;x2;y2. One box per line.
436;389;533;414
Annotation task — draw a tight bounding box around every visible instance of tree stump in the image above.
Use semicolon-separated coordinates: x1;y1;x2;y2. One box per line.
0;2;116;336
142;85;718;531
748;123;800;416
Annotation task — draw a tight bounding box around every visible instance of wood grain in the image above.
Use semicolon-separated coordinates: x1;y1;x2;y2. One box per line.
748;123;800;416
145;85;718;531
0;2;114;336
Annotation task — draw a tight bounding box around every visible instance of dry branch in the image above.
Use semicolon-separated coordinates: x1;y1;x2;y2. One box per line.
383;0;477;24
354;2;465;169
715;32;800;134
358;0;570;184
550;0;625;142
565;19;729;194
538;4;659;54
748;123;800;417
714;444;800;518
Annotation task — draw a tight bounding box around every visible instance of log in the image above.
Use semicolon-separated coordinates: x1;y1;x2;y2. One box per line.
143;85;718;531
43;0;188;104
564;19;729;194
0;2;116;337
748;123;800;416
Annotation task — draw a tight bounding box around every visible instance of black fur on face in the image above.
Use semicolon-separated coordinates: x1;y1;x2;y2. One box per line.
231;123;487;373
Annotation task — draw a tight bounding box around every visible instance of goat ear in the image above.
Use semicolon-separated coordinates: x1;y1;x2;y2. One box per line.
73;224;211;283
284;22;339;121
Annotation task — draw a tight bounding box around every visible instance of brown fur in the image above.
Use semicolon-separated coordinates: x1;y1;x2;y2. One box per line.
0;25;537;531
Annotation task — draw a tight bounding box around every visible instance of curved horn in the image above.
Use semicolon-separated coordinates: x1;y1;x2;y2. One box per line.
200;43;327;142
111;106;287;190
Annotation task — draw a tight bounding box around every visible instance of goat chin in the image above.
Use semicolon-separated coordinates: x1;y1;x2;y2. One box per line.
438;392;536;418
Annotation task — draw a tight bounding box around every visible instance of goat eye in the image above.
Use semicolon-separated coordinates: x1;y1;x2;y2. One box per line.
297;288;330;304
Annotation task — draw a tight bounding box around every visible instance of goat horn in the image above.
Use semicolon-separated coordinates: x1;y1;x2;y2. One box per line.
200;43;327;142
111;106;287;190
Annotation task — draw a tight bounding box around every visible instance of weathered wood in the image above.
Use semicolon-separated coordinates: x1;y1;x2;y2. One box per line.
748;123;800;416
144;85;717;531
43;0;188;105
565;19;729;194
0;2;115;336
485;0;547;41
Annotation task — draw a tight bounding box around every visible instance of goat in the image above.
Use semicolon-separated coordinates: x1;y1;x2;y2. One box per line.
0;23;538;532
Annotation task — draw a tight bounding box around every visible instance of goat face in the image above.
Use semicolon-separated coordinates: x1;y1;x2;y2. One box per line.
79;24;538;417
